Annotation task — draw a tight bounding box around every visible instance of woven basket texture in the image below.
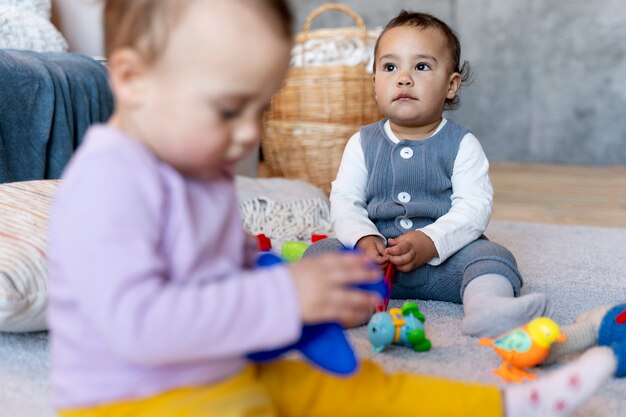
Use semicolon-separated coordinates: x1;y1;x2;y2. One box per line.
262;4;382;194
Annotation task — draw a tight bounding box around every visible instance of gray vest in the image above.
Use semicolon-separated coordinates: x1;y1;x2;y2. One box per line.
361;119;469;239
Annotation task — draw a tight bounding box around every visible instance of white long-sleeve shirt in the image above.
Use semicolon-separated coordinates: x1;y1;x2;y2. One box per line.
330;118;493;265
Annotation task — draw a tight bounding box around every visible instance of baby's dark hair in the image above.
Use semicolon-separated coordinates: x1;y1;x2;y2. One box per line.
104;0;293;64
373;10;472;110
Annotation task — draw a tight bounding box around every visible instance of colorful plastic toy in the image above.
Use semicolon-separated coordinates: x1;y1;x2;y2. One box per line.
479;317;566;383
255;234;329;261
379;263;395;311
256;234;272;252
598;304;626;377
248;252;388;376
280;241;310;263
311;234;328;243
367;301;431;353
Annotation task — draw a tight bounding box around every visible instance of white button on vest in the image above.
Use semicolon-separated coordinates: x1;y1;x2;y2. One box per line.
398;192;411;203
400;218;413;229
400;147;413;159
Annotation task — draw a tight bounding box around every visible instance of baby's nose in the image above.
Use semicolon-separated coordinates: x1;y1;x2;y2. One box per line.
235;121;261;146
397;77;414;87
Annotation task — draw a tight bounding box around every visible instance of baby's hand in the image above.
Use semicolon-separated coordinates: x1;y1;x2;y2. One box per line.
386;231;438;272
243;233;260;269
356;235;388;268
289;252;382;327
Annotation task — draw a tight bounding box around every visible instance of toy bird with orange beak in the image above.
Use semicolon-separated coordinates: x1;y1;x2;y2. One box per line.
479;317;567;383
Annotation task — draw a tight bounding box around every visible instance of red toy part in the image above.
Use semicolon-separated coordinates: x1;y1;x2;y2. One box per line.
311;234;328;243
376;263;396;312
256;234;272;252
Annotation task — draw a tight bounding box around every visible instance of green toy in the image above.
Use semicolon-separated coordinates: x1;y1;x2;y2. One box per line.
280;241;310;263
367;301;431;353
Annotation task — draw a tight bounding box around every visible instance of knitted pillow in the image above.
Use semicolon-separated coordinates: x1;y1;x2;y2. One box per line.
0;176;330;332
0;180;58;332
0;1;68;53
235;176;332;243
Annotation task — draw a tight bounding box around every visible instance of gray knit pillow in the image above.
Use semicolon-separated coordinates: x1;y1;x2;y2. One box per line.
0;3;68;52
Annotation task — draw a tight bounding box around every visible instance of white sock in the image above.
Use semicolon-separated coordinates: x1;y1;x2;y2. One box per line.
505;347;617;417
462;274;553;337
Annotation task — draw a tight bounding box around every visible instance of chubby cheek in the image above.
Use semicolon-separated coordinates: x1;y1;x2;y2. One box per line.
173;130;230;176
378;77;399;101
194;130;230;163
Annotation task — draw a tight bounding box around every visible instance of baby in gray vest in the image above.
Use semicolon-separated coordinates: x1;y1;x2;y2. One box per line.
306;10;552;338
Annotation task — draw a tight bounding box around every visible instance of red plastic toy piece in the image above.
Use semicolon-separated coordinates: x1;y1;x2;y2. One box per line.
311;234;328;243
256;234;272;252
377;263;395;311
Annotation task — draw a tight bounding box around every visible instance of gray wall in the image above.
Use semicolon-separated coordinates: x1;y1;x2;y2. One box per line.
290;0;626;165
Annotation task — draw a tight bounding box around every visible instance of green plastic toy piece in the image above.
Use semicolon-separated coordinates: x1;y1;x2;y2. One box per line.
402;301;431;351
407;328;432;352
401;301;426;323
281;241;310;263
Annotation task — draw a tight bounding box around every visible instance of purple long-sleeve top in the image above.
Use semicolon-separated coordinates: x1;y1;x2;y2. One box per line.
47;125;301;408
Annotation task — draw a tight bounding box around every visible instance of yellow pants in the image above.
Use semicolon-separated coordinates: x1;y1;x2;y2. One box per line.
59;359;503;417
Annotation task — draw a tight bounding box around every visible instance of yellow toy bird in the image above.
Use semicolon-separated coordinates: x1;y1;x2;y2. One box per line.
479;317;567;383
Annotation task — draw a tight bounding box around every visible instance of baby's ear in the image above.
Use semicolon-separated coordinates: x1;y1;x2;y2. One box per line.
107;48;150;108
446;72;462;99
372;74;377;101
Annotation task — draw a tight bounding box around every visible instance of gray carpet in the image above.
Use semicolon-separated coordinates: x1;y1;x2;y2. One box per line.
1;220;625;416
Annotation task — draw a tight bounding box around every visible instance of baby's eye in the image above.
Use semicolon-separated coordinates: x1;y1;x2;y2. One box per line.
383;63;396;72
219;108;242;120
415;63;431;71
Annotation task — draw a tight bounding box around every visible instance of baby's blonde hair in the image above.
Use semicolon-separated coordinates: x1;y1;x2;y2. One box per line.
104;0;293;63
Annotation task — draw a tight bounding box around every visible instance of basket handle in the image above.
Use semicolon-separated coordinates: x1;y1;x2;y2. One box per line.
301;3;366;36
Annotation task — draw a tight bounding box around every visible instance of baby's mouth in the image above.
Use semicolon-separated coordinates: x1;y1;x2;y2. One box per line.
394;93;416;101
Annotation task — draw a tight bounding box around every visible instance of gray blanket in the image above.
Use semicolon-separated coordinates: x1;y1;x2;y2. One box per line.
0;50;113;183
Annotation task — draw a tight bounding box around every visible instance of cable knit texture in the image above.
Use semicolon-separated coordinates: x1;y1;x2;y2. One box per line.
360;119;467;240
0;0;68;52
235;176;332;242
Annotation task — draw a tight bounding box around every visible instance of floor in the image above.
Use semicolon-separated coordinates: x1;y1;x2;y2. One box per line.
490;163;626;228
259;162;626;228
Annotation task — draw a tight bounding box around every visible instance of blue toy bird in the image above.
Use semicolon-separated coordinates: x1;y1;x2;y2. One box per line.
367;302;431;353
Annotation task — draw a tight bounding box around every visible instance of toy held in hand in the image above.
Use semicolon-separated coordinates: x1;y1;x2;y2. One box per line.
367;302;431;353
248;252;388;376
342;246;392;311
479;317;566;383
379;263;395;311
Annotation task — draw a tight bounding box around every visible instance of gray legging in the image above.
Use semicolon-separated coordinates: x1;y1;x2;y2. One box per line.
303;236;523;303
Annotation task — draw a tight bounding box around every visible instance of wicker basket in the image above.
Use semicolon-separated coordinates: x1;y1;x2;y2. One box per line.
261;4;382;194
